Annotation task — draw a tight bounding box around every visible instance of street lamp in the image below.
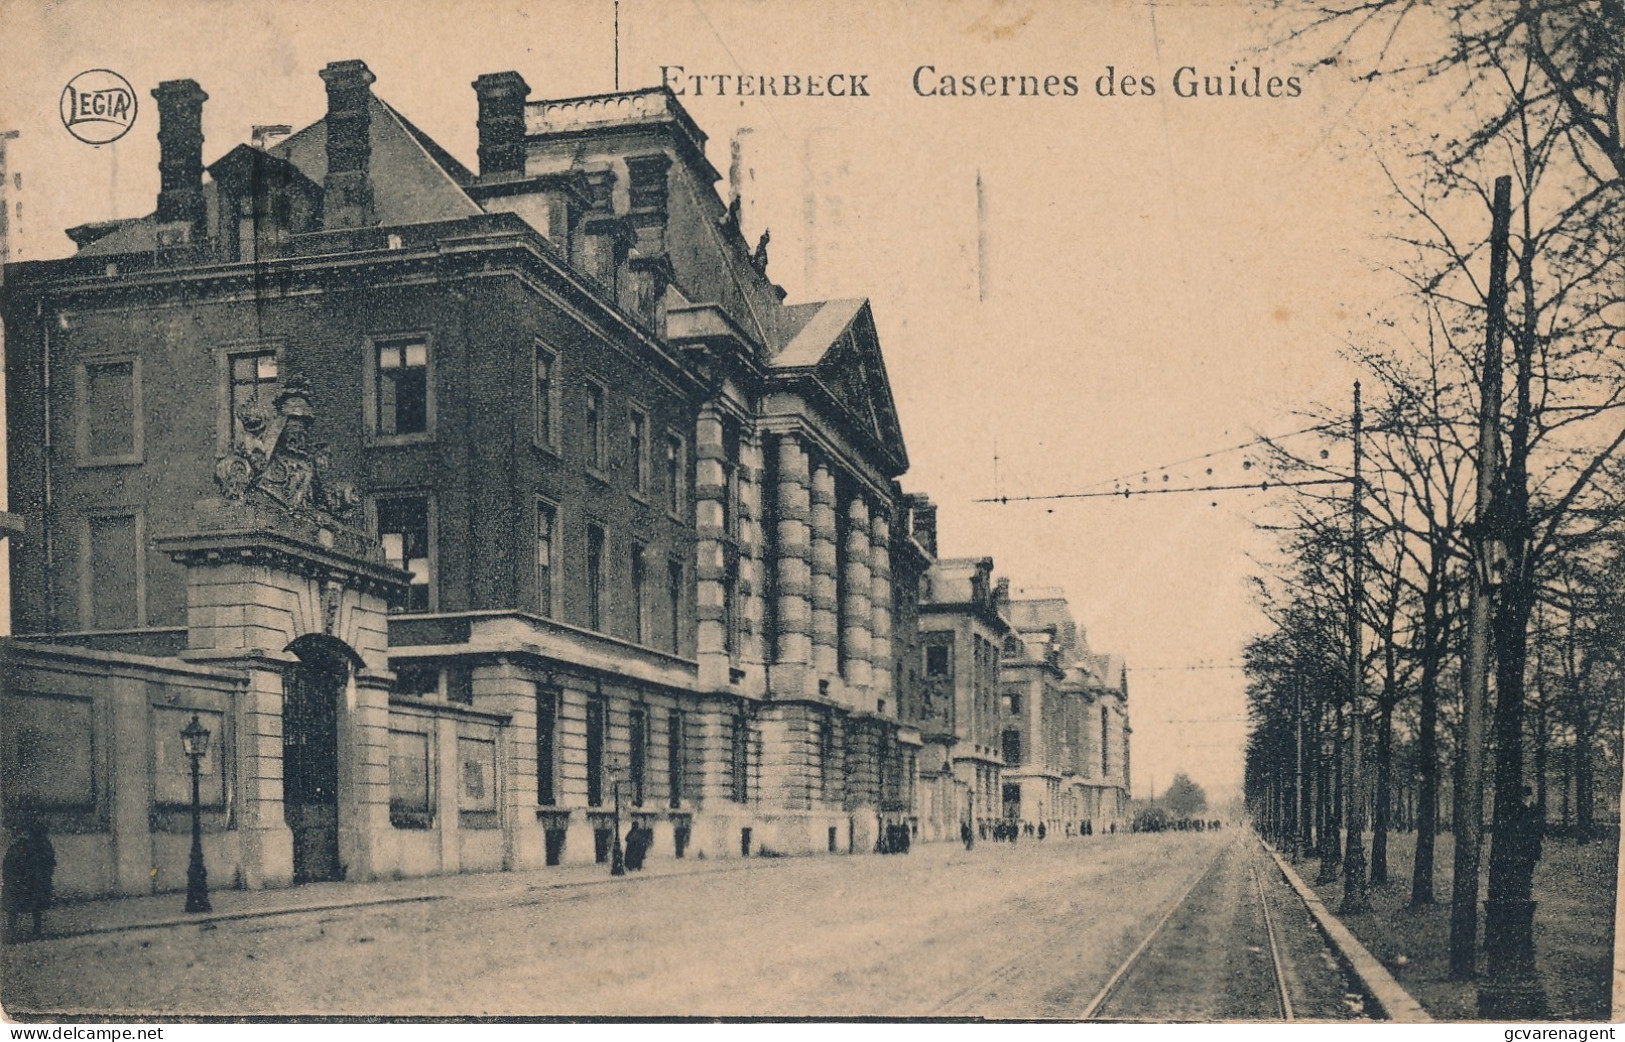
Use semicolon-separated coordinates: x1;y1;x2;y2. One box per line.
180;714;212;914
966;786;976;850
610;771;626;877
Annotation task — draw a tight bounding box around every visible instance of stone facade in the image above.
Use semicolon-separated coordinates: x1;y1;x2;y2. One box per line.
0;59;945;896
2;60;1131;896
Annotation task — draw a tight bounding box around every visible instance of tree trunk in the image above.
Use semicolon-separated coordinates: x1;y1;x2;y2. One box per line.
1373;699;1393;884
1412;563;1443;905
1575;711;1593;844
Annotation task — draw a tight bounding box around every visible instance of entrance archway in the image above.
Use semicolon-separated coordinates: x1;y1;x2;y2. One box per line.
283;635;360;883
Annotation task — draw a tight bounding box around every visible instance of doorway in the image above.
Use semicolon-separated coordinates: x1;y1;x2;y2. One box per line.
284;641;347;883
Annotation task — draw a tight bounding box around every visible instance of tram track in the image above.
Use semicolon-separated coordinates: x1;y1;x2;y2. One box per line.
1084;835;1367;1021
929;833;1371;1021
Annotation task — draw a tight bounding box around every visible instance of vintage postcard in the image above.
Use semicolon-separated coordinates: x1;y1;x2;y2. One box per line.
0;0;1619;1027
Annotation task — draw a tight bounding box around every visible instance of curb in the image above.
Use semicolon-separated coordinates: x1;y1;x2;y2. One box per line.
37;894;446;941
1266;844;1433;1023
26;848;801;943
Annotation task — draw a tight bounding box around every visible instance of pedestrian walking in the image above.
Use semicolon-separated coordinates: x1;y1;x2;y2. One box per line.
3;818;56;941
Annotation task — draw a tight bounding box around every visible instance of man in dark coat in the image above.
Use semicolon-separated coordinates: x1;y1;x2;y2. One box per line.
4;820;56;940
624;824;649;871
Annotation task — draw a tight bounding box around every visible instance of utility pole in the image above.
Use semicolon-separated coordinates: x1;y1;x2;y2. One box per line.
1480;170;1548;1017
1295;677;1307;861
1318;696;1342;884
1342;381;1370;914
1449;174;1512;980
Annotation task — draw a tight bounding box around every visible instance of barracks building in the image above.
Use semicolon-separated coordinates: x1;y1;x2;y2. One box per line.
1;60;1129;899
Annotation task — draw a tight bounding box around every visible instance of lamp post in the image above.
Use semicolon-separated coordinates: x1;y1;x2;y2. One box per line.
967;785;975;849
180;714;212;914
610;773;626;877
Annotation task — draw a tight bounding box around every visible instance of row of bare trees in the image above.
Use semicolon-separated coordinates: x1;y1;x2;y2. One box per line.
1244;0;1623;998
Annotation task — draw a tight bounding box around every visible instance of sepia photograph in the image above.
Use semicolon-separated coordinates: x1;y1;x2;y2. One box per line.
0;0;1621;1026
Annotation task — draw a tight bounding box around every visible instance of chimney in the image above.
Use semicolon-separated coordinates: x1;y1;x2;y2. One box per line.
151;80;208;240
578;170;628;293
319;60;376;229
472;71;529;180
623;153;673;327
906;493;938;558
994;577;1010;610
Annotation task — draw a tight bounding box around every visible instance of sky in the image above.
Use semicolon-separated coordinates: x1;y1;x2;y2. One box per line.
0;0;1430;804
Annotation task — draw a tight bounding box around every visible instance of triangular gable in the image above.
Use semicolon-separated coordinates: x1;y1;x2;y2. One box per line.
771;298;908;472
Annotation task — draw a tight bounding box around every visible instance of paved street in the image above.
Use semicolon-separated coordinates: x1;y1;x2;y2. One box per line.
2;830;1363;1019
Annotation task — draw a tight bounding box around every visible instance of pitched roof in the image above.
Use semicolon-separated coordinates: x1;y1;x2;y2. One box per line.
76;91;480;256
769;298;866;368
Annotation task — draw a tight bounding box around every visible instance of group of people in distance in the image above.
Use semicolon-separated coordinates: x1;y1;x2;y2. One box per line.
961;818;1110;847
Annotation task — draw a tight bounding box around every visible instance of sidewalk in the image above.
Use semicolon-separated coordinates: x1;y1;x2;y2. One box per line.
14;850;795;943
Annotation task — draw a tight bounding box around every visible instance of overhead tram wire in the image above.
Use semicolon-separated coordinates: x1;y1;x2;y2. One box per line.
975;476;1348;505
1055;420;1346;494
975;419;1358;505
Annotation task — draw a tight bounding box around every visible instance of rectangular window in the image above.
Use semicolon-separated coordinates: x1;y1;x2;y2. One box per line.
722;554;739;658
835;498;850;668
586;696;605;807
818;714;836;798
631;541;649;645
446;664;474;706
228;350;279;425
1002;691;1022;716
926;643;951;678
667;708;685;808
722;426;741;538
729;714;749;804
584;383;606;471
665;433;686;515
375;338;429;437
667;557;684;655
377;496;432;612
630;705;648;807
878;729;894;806
394;665;440;698
1003;729;1023;766
85;513;140;629
536;685;559;806
1101;706;1111;776
389;730;432;828
629;408;649;494
1002;783;1022;818
585;524;606;631
536;500;557;618
78;357;141;464
534;344;558;449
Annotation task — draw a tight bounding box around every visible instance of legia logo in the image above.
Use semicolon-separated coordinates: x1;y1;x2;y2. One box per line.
60;69;138;144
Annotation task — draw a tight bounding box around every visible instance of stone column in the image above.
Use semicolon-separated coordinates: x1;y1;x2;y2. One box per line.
340;667;395;882
771;434;813;697
737;429;767;680
233;660;294;888
869;507;893;707
694;407;730;689
809;462;839;682
841;496;873;691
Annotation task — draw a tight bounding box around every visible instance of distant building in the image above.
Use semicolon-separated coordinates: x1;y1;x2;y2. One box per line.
1000;586;1132;833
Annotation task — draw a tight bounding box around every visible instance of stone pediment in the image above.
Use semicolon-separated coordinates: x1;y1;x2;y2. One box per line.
770;298;908;473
